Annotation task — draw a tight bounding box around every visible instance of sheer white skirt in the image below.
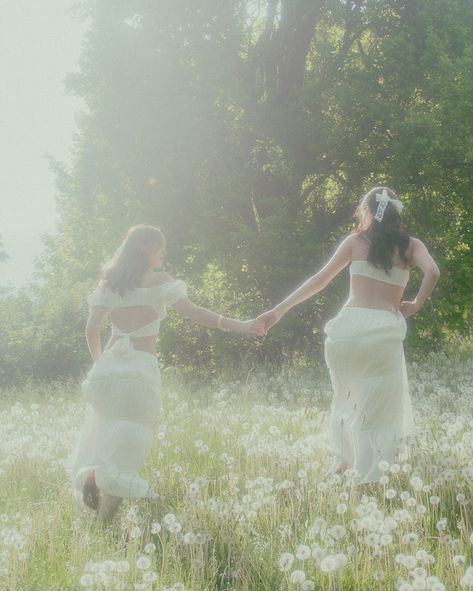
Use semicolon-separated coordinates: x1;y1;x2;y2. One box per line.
324;307;415;483
71;347;162;499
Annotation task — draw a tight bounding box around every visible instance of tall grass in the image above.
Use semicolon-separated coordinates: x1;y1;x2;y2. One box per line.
1;355;473;590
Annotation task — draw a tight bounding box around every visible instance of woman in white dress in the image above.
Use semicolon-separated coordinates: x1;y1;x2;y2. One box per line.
72;224;264;520
257;187;440;483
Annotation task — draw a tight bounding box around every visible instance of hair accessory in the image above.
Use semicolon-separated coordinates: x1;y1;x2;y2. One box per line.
375;189;404;222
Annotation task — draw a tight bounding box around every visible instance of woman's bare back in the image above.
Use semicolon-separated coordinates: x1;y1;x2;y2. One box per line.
344;235;413;312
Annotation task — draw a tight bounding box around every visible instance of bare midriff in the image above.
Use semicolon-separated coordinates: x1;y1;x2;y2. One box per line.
106;334;157;355
344;274;406;313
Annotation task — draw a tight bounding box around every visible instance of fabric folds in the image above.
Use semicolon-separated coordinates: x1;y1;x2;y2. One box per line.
324;306;415;483
72;350;161;499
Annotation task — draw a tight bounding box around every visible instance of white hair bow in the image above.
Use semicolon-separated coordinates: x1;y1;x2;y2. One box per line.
374;189;404;222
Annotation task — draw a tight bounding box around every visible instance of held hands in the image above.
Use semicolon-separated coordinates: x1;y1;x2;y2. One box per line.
399;300;420;319
240;318;266;336
255;308;283;336
230;309;284;337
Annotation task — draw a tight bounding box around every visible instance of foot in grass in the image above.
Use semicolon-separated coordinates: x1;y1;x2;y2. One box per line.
83;470;100;511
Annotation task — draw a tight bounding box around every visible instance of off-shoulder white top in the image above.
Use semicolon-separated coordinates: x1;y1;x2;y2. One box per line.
87;279;187;337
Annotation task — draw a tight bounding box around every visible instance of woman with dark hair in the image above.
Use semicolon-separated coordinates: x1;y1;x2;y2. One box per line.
72;224;264;520
257;187;440;483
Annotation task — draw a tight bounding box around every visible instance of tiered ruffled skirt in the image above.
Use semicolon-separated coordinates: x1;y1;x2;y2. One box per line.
324;307;415;483
71;347;161;499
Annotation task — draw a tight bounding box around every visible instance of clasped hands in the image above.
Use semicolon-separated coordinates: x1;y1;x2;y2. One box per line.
245;308;283;337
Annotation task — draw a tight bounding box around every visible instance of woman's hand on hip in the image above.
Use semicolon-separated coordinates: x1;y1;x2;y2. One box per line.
399;300;420;319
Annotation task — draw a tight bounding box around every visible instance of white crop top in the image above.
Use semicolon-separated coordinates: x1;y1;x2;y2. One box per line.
350;260;409;287
87;279;187;337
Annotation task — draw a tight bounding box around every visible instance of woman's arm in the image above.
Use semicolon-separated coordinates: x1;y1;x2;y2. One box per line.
257;235;355;333
85;306;110;361
173;298;265;336
400;238;440;319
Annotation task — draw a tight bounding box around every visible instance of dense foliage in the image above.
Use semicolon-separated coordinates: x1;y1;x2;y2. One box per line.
1;0;473;385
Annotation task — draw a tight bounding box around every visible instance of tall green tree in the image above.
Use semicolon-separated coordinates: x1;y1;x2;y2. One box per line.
3;0;473;384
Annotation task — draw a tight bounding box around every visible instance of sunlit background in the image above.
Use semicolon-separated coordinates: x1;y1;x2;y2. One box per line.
1;0;87;286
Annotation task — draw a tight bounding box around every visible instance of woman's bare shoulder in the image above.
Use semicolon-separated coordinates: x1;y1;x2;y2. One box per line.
348;232;369;258
406;236;424;257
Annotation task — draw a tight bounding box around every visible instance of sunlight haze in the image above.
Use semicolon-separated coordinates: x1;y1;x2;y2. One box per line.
0;0;87;287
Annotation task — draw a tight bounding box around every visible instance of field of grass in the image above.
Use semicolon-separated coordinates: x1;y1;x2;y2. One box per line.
1;354;473;590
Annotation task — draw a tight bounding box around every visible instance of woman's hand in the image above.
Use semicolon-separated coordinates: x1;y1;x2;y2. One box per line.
255;309;283;335
399;300;420;319
239;319;266;336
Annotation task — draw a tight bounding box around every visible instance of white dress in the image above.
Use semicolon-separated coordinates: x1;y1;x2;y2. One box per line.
71;280;187;499
324;261;415;483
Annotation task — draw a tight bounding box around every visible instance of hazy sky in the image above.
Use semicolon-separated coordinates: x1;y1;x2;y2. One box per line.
1;0;88;287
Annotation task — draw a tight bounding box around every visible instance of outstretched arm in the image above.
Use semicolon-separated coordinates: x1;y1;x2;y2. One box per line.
173;298;265;336
257;235;354;332
400;238;440;319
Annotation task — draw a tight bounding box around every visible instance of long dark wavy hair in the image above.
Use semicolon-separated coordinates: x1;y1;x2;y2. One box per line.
101;225;165;295
354;187;410;272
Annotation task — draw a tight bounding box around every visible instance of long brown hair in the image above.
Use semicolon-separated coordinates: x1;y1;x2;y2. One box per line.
354;187;410;272
102;225;165;295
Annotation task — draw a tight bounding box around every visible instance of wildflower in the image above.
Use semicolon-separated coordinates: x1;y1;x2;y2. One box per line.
144;543;156;554
168;521;182;534
386;489;397;499
454;555;467;567
364;533;380;547
311;546;326;561
410;476;424;491
320;553;347;572
436;518;448;532
328;525;346;540
403;533;418;545
136;556;151;570
320;555;337;572
290;570;306;584
413;567;427;578
296;545;311;560
143;572;159;583
80;574;94;587
183;532;197;544
278;552;294;572
301;581;315;591
378;460;390;472
116;561;130;573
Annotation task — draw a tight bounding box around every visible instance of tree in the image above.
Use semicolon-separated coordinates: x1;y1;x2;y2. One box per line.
3;0;473;384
